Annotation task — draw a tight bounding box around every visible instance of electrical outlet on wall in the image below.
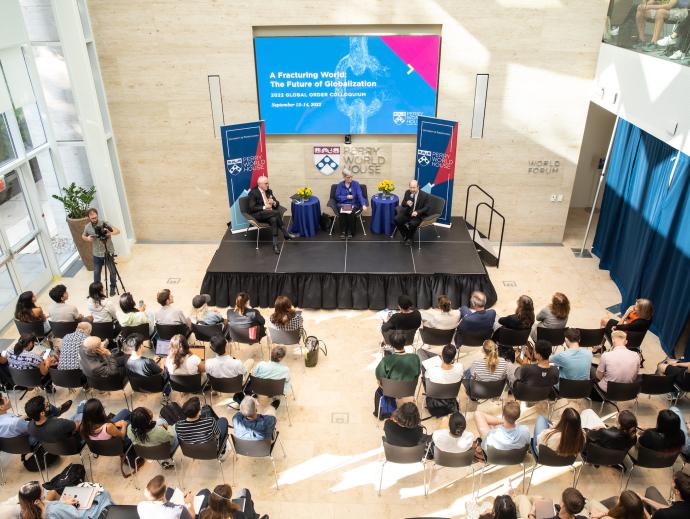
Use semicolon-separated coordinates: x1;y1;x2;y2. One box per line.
557;194;563;202
550;194;557;202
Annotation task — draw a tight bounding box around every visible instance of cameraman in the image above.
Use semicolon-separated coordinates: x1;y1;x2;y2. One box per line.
81;207;120;295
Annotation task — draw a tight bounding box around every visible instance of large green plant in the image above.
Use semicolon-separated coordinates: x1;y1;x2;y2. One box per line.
51;183;97;219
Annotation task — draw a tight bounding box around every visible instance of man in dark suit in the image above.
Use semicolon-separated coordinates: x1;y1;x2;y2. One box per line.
394;179;431;245
247;176;296;254
454;291;496;348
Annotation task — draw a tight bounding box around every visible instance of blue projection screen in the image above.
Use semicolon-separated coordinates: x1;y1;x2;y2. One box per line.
254;35;441;135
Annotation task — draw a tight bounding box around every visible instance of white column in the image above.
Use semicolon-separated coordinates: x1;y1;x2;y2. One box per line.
51;0;132;257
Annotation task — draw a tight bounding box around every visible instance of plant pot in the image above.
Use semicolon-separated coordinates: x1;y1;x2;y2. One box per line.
66;216;94;271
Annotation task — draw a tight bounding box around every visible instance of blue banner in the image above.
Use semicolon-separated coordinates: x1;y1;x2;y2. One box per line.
220;121;268;232
415;116;458;226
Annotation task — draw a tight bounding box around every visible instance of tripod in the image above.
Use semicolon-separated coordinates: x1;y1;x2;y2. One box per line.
101;245;126;296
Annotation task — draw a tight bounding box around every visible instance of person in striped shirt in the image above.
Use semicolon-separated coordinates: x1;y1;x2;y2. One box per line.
174;397;229;458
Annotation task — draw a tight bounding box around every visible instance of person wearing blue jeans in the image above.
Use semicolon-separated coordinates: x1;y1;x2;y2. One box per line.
532;414;550;455
82;208;120;295
670;406;690;457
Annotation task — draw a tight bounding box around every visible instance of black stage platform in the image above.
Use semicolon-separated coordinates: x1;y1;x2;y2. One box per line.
201;217;496;310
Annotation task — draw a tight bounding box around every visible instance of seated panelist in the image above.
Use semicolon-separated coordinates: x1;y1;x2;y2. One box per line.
394;179;431;245
247;175;296;254
335;169;367;239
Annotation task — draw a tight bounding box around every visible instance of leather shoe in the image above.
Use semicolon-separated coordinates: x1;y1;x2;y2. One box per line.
403;239;412;246
284;233;298;240
57;400;73;417
273;245;281;255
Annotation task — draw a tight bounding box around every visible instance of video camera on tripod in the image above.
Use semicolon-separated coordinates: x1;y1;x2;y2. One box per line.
93;222;113;242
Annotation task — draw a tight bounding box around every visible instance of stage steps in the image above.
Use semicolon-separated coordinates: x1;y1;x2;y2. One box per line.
464;184;505;268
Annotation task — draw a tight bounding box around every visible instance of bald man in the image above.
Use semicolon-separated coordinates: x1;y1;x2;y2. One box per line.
394;179;431;245
246;176;296;254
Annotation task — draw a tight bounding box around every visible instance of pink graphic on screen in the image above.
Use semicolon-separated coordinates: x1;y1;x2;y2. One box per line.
379;35;440;91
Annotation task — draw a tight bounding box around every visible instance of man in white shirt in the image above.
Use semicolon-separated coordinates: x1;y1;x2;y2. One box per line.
154;289;192;330
422;345;463;384
592;330;640;399
206;336;255;411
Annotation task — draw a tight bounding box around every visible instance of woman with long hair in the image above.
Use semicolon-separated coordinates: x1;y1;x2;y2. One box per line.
14;291;50;334
269;295;303;333
532;292;570;340
127;407;178;467
383;402;428;447
198;484;262;519
80;398;130;444
6;334;55;391
227;292;265;339
165;334;205;376
533;407;585;456
590;490;645;519
466;340;508;381
477;495;519;519
494;295;535;361
601;298;653;342
18;479;113;518
116;291;153;335
86;281;118;323
638;408;686;455
582;408;638;452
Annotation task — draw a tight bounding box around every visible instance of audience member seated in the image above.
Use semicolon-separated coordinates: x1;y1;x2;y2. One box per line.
639;471;690;519
269;295;304;335
600;298;653;345
87;281;118;325
14;291;50;335
589;490;645;519
581;408;638;453
474;401;530;451
19;479;113;519
232;396;277;441
432;411;475;453
197;483;264;519
205;336;253;411
635;1;688;49
531;407;585;456
463;340;508;392
471;494;518;519
117;292;153;335
25;395;81;444
226;292;265;339
657;357;690;386
383;402;428;447
126;333;172;402
127;406;178;468
375;331;421;383
510;340;559;392
155;289;192;331
531;292;570;341
518;487;586;519
668;406;690;456
591;330;640;401
454;291;497;349
175;397;228;458
421;294;460;330
137;475;194;519
380;295;421;340
47;284;83;322
0;395;31;440
165;334;205;377
638;409;685;456
420;344;463;416
81;397;131;446
191;293;225;326
493;295;535;361
57;322;91;371
80;335;127;381
550;328;592;382
252;345;291;408
2;334;57;392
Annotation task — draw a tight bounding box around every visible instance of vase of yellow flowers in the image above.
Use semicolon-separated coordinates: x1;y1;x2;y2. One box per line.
296;187;313;202
377;180;395;199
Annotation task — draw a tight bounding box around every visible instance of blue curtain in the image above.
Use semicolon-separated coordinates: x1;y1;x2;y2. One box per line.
593;119;690;357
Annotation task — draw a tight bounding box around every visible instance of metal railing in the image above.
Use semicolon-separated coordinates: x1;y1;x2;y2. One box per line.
465;184;505;268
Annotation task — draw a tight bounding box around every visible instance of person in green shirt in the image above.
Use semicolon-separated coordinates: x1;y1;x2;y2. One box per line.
127;406;178;468
375;331;421;383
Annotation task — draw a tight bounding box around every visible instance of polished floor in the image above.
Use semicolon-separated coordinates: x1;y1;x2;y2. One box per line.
0;234;682;519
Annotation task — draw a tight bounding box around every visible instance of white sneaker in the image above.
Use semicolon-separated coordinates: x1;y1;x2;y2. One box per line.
227;401;240;410
670;50;685;60
657;35;676;47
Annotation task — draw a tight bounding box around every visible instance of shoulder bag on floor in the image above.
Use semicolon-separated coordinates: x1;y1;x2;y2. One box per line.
304;336;327;367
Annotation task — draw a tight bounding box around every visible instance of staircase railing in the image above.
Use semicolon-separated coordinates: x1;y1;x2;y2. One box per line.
465;184;506;268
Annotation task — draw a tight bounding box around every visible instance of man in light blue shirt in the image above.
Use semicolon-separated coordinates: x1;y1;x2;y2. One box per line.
252;345;291;409
232;396;277;441
550;328;592;381
0;395;29;438
474;401;530;451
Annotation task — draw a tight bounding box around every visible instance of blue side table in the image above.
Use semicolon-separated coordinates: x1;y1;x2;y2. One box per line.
370;193;399;235
288;195;321;237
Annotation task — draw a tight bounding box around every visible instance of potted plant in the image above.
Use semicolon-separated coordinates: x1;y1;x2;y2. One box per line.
52;183;97;271
296;186;313;203
377;179;395;198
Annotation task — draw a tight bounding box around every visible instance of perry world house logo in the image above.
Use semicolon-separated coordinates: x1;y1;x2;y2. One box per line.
226;158;242;175
417;149;431;166
393;112;406;125
313;146;341;175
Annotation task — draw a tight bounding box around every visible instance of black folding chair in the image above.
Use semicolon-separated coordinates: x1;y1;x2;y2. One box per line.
377;378;419;423
128;372;167;407
624;331;646;352
250;376;294;425
7;367;51;410
551;378;592;416
90;321;119;343
577;328;605;348
640;374;677;405
536;327;566;349
156;323;190;342
48;368;85;392
120;323;152;344
48;321;78;339
238;196;287;249
595;379;642;415
192;322;224;347
169;373;208;404
419;380;462;418
494;327;531;361
512;383;553;409
578;442;630;491
428;446;476;495
325;183;369;237
267;327;305;360
625;445;679;498
207;374;244;406
419;327;455;348
382;328;418;349
230;433;286;489
455;327;494;359
41;435;91;481
378;437;428;496
527;445;578;492
86;436;136;483
464;378;506;413
477;445;531;497
132;442;181;490
86;373;130;410
227;324;265;358
14;320;50;345
0;435;38;484
179;438;226;485
99;505;138;519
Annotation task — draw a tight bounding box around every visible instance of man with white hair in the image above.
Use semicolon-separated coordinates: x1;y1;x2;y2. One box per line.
79;335;126;381
394;179;432;245
58;321;92;371
232;396;277;441
246;175;296;254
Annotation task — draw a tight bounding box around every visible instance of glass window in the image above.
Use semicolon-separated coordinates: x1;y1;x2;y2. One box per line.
20;0;60;43
14;238;47;289
0;170;36;249
0;114;16;167
29;152;76;267
32;46;82;141
58;144;94;188
0;265;17;309
15;103;46;151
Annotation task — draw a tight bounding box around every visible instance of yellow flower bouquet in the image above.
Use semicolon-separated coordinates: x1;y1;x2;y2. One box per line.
377;180;395;197
296;187;313;201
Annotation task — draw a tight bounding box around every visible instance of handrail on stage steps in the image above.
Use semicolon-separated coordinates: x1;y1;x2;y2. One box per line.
465;184;505;268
